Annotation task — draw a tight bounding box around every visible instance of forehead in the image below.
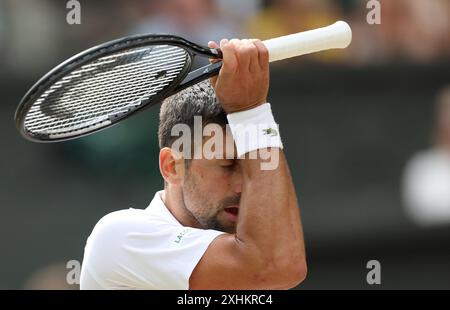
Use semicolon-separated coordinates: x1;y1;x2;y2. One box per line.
203;129;237;159
191;127;237;162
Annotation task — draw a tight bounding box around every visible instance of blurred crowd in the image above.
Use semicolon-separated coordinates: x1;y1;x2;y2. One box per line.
1;0;449;77
402;85;450;227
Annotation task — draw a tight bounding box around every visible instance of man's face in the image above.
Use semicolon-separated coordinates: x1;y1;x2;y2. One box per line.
180;131;242;233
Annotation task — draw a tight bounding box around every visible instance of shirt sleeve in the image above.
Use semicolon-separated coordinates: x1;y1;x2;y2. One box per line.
80;210;225;290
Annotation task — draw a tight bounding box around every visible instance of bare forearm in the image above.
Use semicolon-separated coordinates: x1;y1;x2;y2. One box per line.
236;150;306;269
189;37;306;289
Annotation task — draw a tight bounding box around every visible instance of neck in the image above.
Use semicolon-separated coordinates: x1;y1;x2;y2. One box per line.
162;186;202;229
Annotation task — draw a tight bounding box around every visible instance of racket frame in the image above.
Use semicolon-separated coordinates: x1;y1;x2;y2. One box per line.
15;34;222;143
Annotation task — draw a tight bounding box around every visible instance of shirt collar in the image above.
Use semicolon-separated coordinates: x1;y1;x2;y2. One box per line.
146;190;181;226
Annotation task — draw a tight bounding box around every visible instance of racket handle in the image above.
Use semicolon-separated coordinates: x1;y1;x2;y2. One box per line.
262;21;352;62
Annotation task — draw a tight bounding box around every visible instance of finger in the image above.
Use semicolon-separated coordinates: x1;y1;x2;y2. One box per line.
252;39;269;71
208;41;220;64
234;39;251;73
220;38;229;47
208;41;219;49
208;41;220;84
220;38;238;75
246;40;260;73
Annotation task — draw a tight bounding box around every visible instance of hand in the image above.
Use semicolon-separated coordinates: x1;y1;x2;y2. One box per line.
208;39;269;114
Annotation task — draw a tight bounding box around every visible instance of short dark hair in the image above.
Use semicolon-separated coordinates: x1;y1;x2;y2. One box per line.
158;80;227;150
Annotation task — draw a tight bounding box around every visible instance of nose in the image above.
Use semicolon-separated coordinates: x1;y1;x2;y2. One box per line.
232;166;243;194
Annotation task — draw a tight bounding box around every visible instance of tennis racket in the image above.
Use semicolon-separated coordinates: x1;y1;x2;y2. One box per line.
14;21;352;143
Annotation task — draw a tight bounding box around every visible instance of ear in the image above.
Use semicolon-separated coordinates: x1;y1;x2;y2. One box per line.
159;147;185;186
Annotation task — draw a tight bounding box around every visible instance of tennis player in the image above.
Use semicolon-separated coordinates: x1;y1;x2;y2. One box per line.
80;38;307;289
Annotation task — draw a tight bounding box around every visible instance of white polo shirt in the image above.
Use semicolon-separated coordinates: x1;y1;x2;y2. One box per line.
80;191;225;290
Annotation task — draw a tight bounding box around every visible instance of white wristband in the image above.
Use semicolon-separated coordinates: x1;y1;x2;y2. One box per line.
227;103;283;157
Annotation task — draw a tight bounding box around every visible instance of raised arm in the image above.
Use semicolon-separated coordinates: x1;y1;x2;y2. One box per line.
189;39;306;290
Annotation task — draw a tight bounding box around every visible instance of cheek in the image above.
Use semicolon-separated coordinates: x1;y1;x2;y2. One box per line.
210;170;235;191
184;177;209;214
195;167;230;187
187;165;235;203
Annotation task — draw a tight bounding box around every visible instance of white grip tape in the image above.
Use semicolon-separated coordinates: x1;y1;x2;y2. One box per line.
262;21;352;62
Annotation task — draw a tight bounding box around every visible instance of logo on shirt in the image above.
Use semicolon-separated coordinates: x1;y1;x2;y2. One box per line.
174;228;191;244
262;127;278;136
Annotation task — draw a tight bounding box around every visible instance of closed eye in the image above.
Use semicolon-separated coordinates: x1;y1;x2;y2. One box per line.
220;160;237;170
221;164;235;170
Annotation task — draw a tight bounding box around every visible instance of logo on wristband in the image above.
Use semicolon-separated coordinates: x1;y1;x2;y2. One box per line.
262;127;278;137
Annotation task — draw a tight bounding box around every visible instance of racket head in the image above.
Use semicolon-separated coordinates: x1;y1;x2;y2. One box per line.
15;34;219;143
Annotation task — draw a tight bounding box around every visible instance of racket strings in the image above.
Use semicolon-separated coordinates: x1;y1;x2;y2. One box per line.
29;47;184;117
27;48;185;130
24;45;189;138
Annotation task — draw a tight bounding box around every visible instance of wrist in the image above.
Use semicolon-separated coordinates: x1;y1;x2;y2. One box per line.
226;103;283;157
223;99;267;114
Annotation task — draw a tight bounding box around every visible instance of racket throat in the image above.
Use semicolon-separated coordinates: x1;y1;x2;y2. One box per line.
176;61;222;93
